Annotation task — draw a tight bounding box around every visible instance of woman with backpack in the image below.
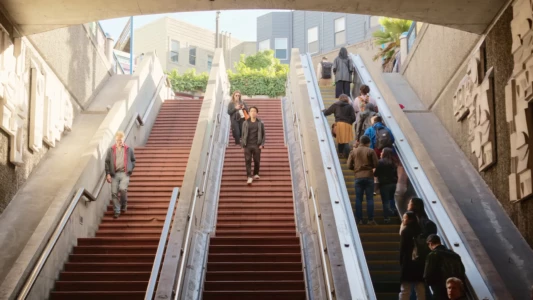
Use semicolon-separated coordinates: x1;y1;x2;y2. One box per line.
227;90;248;146
374;147;398;223
355;102;378;144
353;84;378;118
399;211;427;300
323;94;356;158
332;47;354;98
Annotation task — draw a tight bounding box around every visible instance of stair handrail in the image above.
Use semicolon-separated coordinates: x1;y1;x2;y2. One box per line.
16;72;167;300
174;187;200;299
16;185;101;300
200;111;222;195
145;187;180;300
349;53;493;300
301;52;376;300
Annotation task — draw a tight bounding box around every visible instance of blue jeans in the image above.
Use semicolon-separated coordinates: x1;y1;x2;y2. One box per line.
355;178;374;221
379;183;397;218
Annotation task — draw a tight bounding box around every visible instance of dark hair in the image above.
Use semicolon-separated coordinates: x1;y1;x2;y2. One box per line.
374;116;383;123
410;197;429;219
365;102;377;112
249;106;259;113
381;147;396;165
360;135;371;145
322;56;328;60
338;47;348;59
360;84;370;95
404;211;421;234
404;211;418;223
426;234;441;245
339;94;350;103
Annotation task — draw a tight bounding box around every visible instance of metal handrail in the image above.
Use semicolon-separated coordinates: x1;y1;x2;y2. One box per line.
145;187;180;300
302;52;376;300
309;188;333;300
349;53;493;300
200;112;221;195
16;184;102;300
113;51;126;74
174;187;200;300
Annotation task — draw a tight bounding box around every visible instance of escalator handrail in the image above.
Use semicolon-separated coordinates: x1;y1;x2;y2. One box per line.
174;187;200;300
349;53;493;300
145;187;180;300
301;53;376;300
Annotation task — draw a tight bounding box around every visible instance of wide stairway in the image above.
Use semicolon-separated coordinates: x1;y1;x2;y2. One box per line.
49;99;202;300
202;99;306;300
320;86;400;300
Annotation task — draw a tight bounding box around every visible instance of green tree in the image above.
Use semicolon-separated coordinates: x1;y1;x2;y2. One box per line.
167;69;209;93
372;17;412;68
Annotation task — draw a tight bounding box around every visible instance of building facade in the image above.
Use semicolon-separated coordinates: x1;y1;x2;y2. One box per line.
257;11;380;63
128;17;256;73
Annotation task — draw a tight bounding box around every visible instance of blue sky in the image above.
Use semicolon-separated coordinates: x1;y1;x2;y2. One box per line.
100;10;287;42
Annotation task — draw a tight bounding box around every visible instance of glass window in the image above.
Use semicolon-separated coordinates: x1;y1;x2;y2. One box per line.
170;40;179;63
189;47;196;65
259;39;270;51
274;38;288;60
307;27;318;54
335;17;346;46
207;55;213;72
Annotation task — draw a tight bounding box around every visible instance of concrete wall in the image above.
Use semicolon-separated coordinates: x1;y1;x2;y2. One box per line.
0;19;113;215
133;18;168;70
230;41;257;70
401;7;533;247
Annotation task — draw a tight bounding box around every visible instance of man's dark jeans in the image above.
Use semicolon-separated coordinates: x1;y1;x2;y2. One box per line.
244;145;261;177
355;177;374;221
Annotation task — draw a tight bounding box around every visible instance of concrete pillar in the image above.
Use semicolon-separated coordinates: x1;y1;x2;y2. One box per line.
105;35;114;63
399;34;408;66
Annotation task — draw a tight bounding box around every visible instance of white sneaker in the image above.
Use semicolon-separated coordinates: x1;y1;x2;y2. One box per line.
254;175;260;180
247;178;253;185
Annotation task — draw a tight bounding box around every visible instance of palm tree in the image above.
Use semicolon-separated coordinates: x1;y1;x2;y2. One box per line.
372;18;413;71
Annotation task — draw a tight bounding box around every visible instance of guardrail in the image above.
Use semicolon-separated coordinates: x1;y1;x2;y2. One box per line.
406;22;417;54
145;187;180;300
350;52;493;300
300;52;376;299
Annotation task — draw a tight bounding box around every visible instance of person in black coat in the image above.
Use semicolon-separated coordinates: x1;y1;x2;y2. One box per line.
323;94;356;158
227;90;248;146
399;211;427;300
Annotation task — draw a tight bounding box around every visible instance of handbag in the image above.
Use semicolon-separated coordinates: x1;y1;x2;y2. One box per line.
243;109;250;120
331;122;337;138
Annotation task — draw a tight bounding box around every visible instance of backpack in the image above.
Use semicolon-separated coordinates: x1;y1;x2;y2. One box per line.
375;126;393;150
412;218;437;262
321;62;333;79
440;250;466;281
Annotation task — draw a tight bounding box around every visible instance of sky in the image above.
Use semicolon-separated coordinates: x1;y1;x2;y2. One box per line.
99;10;287;43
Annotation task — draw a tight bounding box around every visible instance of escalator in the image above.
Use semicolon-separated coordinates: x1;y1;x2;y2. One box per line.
202;99;306;300
49;99;202;300
320;86;400;300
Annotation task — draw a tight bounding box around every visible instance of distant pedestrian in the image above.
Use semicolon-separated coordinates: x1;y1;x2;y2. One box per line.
374;147;398;223
353;84;378;118
347;135;378;225
333;47;354;98
399;211;426;300
317;56;333;86
227;90;248;146
424;234;466;300
446;278;467;300
363;115;394;158
323;94;356;158
241;106;265;185
355;102;378;144
105;131;136;219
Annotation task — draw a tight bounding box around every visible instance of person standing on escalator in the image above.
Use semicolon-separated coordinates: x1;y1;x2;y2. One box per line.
227;90;248;146
241;106;265;186
333;47;354;98
105;131;136;219
323;94;356;158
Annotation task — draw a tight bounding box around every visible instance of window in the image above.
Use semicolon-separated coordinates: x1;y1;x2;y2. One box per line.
207;55;213;72
335;17;346;46
259;39;270;52
189;47;196;65
170;40;179;63
307;27;318;54
274;38;288;60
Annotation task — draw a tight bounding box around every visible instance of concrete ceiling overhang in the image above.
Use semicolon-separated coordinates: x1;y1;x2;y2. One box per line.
2;0;507;36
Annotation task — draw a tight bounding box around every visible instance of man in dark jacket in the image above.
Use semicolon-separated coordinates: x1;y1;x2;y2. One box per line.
241;106;265;185
424;234;466;300
105;131;136;218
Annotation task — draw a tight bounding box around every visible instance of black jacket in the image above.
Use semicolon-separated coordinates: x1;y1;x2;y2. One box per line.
424;245;466;287
241;118;266;147
227;100;248;121
374;160;398;186
323;101;356;124
400;224;425;282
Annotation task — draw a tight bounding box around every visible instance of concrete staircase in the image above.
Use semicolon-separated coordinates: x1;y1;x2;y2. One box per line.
49;99;203;300
320;86;400;300
202;99;306;300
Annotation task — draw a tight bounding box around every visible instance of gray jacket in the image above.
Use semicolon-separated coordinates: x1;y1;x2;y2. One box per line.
241;119;266;147
227;100;248;121
105;145;136;176
333;57;354;82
